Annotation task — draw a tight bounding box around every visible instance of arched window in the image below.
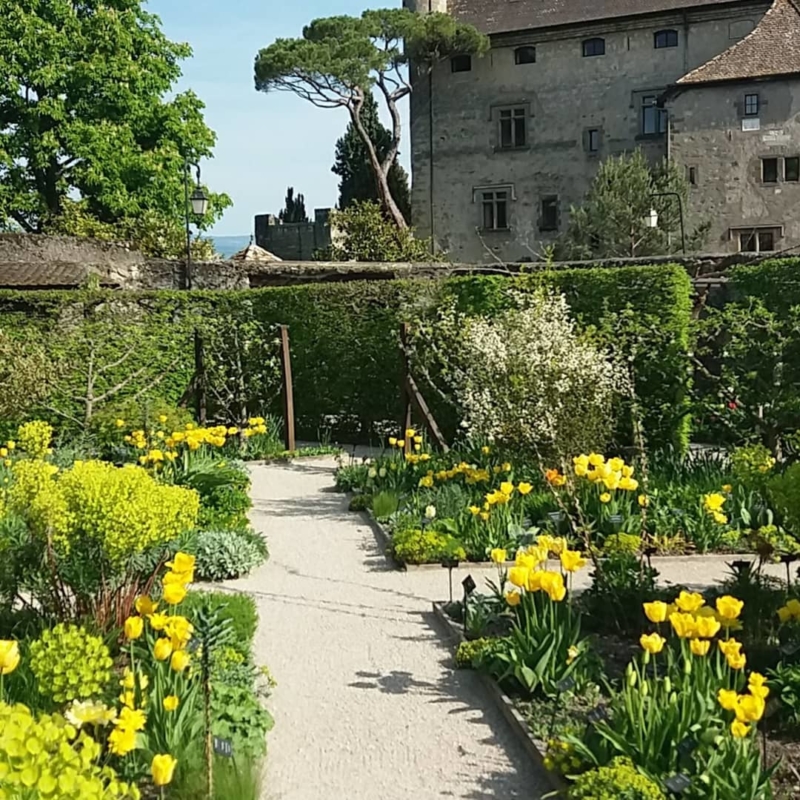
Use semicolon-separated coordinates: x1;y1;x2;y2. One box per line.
654;29;679;48
582;38;605;57
515;46;536;65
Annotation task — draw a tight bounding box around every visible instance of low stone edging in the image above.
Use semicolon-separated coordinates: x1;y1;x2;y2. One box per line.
431;601;568;797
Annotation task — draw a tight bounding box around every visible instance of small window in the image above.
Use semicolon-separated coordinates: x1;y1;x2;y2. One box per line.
762;157;779;183
582;38;605;57
482;191;509;230
654;30;678;48
515;46;536;65
688;166;698;185
540;197;559;231
499;108;527;149
744;93;759;117
451;55;472;73
738;228;779;252
641;96;667;136
785;157;800;182
587;128;600;153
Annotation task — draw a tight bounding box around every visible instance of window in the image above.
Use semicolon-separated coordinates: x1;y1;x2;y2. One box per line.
641;96;667;136
540;197;559;231
482;191;509;230
654;29;678;48
451;55;472;73
582;38;605;57
738;229;777;252
744;93;759;116
688;166;698;185
762;157;779;183
515;46;536;65
587;128;600;153
499;108;527;148
785;157;800;182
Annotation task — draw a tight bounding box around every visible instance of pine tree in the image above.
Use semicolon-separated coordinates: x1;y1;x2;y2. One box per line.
332;93;411;224
278;187;308;223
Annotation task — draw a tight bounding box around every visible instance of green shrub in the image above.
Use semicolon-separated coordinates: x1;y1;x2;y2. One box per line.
183;590;258;656
348;494;370;512
769;463;800;533
391;528;466;565
569;758;666;799
455;636;501;669
371;490;399;520
196;471;252;532
211;683;274;758
191;529;267;582
90;399;193;455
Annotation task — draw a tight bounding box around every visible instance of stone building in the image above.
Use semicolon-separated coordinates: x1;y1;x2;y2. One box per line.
406;0;800;262
254;208;333;261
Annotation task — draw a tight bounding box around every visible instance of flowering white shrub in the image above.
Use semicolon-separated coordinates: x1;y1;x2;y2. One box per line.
432;292;627;458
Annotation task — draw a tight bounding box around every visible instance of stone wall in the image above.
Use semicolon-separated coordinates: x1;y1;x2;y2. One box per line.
408;1;769;263
254;208;333;260
669;77;800;254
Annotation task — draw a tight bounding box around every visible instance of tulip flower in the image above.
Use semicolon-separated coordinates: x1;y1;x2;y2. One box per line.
170;650;190;672
151;754;178;787
675;591;705;613
163;583;187;606
560;549;586;573
505;591;521;607
490;548;507;564
124;616;144;641
715;595;744;622
0;640;20;676
640;632;666;655
154;638;173;662
643;601;668;624
690;638;710;656
730;720;751;738
163;696;180;712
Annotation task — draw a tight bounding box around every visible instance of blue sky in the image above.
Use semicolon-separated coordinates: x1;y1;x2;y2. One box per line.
149;0;410;236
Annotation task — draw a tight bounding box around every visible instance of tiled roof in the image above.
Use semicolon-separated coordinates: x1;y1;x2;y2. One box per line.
449;0;754;35
0;262;121;288
229;242;283;264
678;0;800;84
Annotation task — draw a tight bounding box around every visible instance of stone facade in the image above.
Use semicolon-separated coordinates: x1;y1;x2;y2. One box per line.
407;0;775;262
254;208;333;261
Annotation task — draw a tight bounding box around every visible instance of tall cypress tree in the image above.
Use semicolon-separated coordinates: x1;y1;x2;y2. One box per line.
332;93;411;224
278;187;309;223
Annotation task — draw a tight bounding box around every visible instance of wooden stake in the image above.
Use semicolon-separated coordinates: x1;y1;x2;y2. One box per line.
279;325;296;452
400;322;413;453
194;328;207;424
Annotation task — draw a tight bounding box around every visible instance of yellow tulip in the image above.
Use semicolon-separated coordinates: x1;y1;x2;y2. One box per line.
166;552;196;574
715;595;744;622
690;638;710;656
599;492;611;503
135;596;159;616
618;476;639;492
480;512;490;522
718;638;743;658
722;484;733;493
500;481;514;496
539;571;566;602
490;548;507;564
481;445;490;455
171;650;191;672
397;440;405;449
643;601;668;624
718;688;739;711
748;672;770;700
727;652;747;671
469;505;481;516
388;437;397;447
640;632;666;654
517;482;533;495
108;726;137;756
153;638;173;661
735;694;765;723
588;453;605;466
675;591;705;613
505;591;521;607
0;640;20;675
560;549;586;573
163;695;180;712
162;583;187;606
669;612;697;639
694;615;721;639
124;616;144;641
508;566;530;588
731;720;751;738
151;754;178;787
638;494;649;507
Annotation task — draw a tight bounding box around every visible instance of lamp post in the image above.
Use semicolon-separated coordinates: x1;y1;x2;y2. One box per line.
647;192;686;255
183;160;209;290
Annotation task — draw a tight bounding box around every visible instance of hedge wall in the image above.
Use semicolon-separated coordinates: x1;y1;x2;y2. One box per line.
0;264;693;449
729;258;800;312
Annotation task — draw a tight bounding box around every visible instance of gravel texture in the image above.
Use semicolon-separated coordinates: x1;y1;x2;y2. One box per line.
223;458;785;800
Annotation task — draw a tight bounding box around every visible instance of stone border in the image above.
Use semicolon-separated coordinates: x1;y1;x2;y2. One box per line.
431;601;568;796
364;514;758;572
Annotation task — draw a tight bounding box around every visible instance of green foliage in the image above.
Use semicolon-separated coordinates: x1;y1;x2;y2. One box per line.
569;758;667;800
28;623;113;704
371;490;399;520
0;0;230;237
0;703;139;799
211;683;274;758
768;463;800;534
17;420;53;459
391;527;465;565
348;494;370;512
559;150;707;259
190;530;267;582
333;93;411;223
322;201;432;262
183;591;258;657
0;328;51;422
278;187;308;223
254;9;487;227
455;636;501;669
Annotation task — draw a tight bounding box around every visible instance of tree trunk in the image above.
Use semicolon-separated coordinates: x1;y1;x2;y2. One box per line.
350;97;408;230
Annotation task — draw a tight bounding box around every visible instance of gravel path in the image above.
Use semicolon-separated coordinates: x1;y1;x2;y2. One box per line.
224;458;785;800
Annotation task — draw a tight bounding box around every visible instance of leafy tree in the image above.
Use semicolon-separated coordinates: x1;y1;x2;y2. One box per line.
558;150;708;259
318;201;432;262
254;9;488;229
333;93;411;223
0;1;230;240
278;187;309;223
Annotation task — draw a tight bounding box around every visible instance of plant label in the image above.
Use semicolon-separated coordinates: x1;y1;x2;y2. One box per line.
213;736;233;758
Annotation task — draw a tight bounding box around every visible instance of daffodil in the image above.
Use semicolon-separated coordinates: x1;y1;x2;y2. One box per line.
640;632;666;654
108;725;137;756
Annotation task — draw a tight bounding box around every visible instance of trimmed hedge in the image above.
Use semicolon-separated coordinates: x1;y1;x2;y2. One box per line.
729;258;800;312
0;264;693;448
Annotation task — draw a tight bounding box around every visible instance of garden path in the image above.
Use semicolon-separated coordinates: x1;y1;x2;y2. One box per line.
230;458;785;800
